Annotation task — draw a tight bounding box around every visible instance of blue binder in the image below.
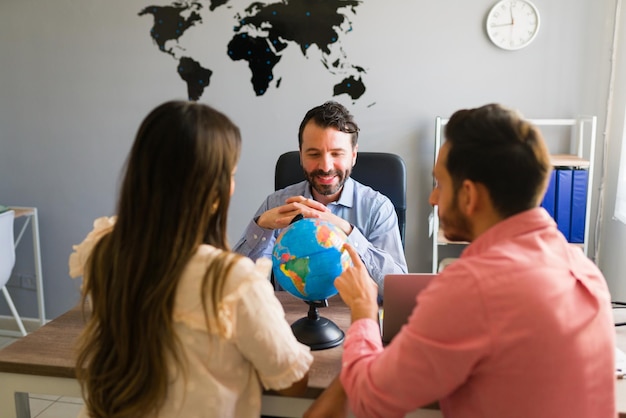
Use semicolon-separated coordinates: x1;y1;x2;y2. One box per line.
570;169;589;243
541;170;557;218
555;169;573;241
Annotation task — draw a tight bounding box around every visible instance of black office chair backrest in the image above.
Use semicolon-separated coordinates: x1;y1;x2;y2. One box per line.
274;151;406;247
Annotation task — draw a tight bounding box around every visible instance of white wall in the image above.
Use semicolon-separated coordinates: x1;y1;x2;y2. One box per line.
0;0;620;319
598;0;626;301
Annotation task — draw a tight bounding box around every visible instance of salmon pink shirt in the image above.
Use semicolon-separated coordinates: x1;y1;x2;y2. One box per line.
341;208;615;418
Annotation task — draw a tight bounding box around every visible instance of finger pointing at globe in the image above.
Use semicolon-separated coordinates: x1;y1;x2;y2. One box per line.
334;243;379;322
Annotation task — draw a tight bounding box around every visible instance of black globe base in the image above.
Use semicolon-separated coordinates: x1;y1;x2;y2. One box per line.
291;300;344;350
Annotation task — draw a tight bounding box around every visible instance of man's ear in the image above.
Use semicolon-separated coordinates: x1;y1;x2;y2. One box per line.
459;179;480;216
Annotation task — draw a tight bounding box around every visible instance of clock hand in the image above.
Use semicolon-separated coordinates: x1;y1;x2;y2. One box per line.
510;3;515;25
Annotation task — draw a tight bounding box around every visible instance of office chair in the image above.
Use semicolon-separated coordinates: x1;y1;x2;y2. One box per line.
274;151;407;246
0;210;28;336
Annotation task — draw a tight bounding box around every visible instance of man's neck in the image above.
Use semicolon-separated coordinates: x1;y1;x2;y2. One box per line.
470;210;505;240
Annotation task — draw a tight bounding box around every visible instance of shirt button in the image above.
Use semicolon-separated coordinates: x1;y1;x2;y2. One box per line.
261;237;266;242
253;234;258;240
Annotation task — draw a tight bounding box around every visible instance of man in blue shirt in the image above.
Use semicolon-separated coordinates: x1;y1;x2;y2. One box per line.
233;101;407;296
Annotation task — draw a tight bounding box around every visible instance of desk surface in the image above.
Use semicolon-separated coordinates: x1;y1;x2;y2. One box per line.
0;305;82;378
277;293;349;391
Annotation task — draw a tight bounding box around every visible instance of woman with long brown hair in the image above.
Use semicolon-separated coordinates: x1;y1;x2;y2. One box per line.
69;100;312;418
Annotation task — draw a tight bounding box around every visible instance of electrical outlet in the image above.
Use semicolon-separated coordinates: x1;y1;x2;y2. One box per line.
20;274;36;290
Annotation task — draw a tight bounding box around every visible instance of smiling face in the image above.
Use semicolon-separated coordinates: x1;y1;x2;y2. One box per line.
300;120;357;205
429;142;473;243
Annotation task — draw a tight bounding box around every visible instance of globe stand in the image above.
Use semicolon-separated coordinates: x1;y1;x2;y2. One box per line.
291;299;344;350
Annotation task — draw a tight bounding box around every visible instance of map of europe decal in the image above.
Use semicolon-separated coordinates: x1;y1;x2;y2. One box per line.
139;0;365;101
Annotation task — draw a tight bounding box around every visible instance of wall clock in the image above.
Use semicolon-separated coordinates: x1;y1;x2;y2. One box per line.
486;0;540;50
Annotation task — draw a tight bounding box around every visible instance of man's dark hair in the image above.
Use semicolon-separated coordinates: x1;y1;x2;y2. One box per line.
298;101;359;148
444;103;552;218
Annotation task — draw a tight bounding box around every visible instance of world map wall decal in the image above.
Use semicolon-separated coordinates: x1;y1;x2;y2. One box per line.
139;0;366;101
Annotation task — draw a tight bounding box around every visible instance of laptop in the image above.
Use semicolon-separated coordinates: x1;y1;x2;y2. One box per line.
381;273;437;344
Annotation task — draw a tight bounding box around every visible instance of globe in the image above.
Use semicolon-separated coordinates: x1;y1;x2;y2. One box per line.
272;218;351;301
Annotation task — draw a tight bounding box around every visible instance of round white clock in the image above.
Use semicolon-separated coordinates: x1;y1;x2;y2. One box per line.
486;0;540;50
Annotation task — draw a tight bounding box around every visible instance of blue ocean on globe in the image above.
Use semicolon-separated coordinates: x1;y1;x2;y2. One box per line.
272;218;351;301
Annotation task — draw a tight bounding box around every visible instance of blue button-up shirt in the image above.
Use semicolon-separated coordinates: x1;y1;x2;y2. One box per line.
233;178;407;296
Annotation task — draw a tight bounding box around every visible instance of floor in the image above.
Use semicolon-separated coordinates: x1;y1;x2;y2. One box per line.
0;335;84;418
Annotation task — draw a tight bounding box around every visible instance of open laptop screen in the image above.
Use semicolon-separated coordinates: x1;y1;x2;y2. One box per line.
382;273;437;344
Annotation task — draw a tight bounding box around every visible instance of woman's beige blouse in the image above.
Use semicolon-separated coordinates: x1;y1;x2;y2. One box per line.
70;217;312;417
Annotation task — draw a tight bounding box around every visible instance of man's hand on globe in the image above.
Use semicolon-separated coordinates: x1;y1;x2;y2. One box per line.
284;196;353;236
257;196;327;229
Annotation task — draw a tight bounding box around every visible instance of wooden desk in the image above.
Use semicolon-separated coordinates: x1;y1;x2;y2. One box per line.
1;292;623;418
0;304;81;418
277;292;348;391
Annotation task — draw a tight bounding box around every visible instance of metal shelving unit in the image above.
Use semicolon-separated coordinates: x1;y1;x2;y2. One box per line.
430;116;597;273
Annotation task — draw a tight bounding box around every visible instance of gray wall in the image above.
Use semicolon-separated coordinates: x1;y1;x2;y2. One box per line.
598;1;626;301
0;0;621;320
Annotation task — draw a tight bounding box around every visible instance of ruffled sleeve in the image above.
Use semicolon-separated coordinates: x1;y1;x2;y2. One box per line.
68;216;116;278
174;252;312;390
216;257;273;338
172;253;273;338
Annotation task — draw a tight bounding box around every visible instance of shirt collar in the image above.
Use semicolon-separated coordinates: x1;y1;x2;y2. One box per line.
306;177;355;208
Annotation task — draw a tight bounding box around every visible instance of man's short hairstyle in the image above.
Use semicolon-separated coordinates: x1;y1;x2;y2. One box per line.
445;103;552;218
298;101;359;148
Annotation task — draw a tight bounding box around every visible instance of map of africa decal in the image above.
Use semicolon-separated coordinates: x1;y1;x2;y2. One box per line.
139;0;366;101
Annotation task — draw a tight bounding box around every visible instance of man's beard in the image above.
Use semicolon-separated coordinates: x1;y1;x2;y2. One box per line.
304;168;350;197
439;191;473;242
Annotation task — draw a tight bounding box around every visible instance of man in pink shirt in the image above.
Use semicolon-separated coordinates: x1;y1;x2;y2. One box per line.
304;103;616;418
